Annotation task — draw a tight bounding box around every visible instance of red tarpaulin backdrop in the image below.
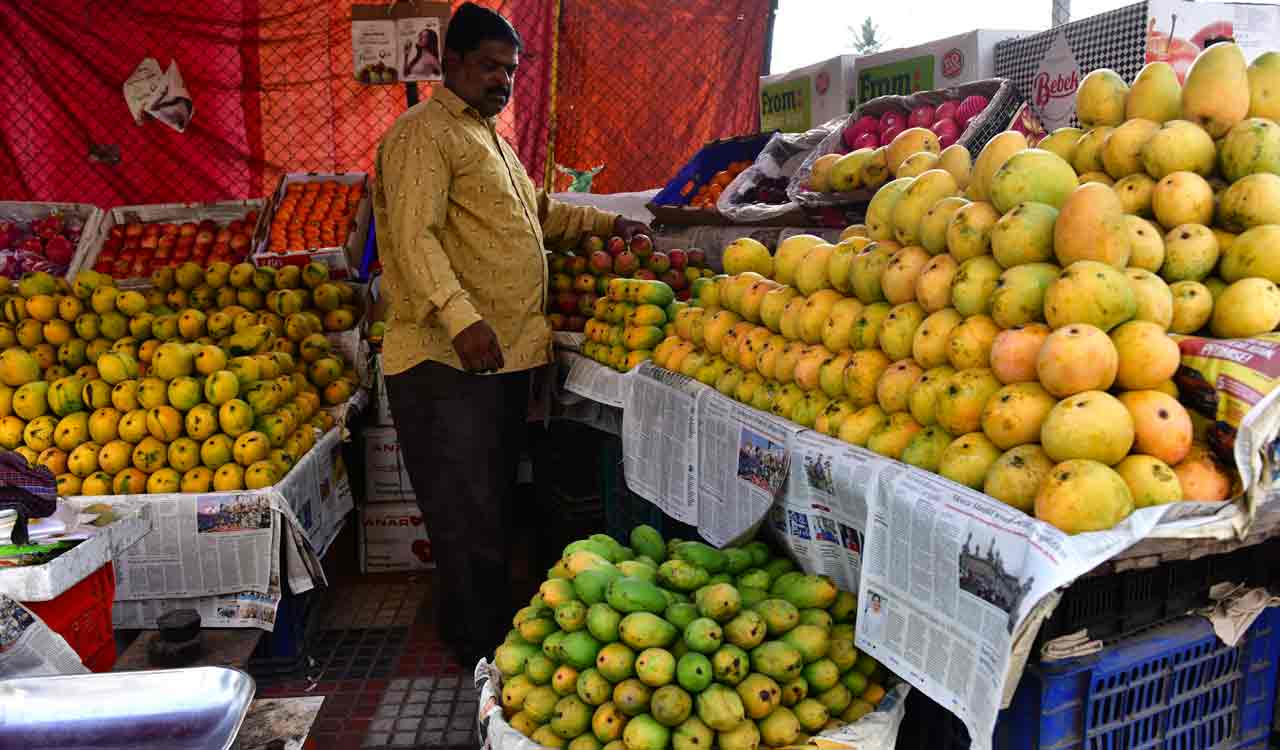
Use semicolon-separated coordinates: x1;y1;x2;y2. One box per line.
0;1;766;205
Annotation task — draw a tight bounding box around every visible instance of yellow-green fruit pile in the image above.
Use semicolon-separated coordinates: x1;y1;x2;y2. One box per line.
658;43;1280;536
0;260;361;496
582;279;678;372
493;526;892;750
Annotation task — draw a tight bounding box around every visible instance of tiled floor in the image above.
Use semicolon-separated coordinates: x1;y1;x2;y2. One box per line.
252;573;478;750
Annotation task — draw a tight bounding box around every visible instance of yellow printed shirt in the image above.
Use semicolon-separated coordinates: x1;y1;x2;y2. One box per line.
373;87;617;376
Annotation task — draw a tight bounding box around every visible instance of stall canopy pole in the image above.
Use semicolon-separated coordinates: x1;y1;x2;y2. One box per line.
543;0;563;191
760;0;779;76
1052;0;1070;26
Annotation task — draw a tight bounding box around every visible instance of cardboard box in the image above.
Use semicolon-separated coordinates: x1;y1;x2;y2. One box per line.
853;29;1030;108
251;171;372;280
996;1;1280;132
358;501;433;572
68;199;264;288
760;55;857;132
363;425;415;503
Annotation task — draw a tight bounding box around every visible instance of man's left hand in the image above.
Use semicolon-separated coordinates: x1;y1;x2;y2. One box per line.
613;216;652;243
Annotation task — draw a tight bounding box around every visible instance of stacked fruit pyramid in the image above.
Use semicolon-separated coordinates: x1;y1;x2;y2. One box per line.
582;279;680;372
0;261;361;496
652;43;1280;535
492;526;892;750
547;234;714;333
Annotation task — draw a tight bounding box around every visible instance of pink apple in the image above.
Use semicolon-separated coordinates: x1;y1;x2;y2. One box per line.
880;124;904;145
613;250;639;276
573;273;596;293
907;104;936;129
566;255;588;275
630;234;654;259
668;248;688;270
555;291;578;315
853;131;880;150
932;118;960;142
646;251;671;275
589;250;613;274
957;95;989;128
687;249;706;268
44;236;74;265
935;100;959;122
879;110;905;132
843;115;879;148
607;236;627;257
660;269;688;291
633;268;658;281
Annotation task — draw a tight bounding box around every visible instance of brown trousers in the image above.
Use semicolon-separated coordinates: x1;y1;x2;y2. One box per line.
384;359;530;654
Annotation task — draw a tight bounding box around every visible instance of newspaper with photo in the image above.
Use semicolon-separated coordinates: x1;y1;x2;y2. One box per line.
621;363;701;524
696;389;798;547
0;593;88;678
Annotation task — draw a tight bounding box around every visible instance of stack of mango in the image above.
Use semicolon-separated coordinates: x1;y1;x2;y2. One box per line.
582;279;679;372
654;43;1280;535
0;261;361;496
493;526;894;750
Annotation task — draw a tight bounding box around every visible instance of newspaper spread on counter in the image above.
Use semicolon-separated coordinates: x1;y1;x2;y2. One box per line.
0;593;88;677
562;350;630;408
695;388;799;547
621;363;700;524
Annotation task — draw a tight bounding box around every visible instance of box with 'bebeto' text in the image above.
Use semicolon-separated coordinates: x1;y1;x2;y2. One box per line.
362;426;416;504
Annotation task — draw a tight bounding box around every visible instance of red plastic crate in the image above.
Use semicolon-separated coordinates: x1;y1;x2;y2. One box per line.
22;563;117;672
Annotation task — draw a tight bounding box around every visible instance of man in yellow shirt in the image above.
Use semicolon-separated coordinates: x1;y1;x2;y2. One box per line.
373;3;648;666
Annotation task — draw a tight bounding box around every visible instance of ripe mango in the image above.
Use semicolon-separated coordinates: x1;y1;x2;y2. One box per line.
1041;390;1134;465
946;314;1000;371
1071;127;1113;174
1035;459;1134;534
935;368;1001;436
1077;68;1129;126
1126;269;1174;329
985;445;1055;513
982;382;1057;450
939;432;1002;489
1218;118;1280;182
1116;454;1183;508
864;178;914;241
1036;324;1118;397
1126;61;1182;122
991;202;1058;268
990;149;1078;213
990;263;1060;329
1101;118;1160;179
892;170;959;245
970;131;1028;202
1217;173;1280;232
1169;281;1214;334
1212;278;1280;338
946;202;1000;262
1054;183;1130;268
900;425;954;472
1039;127;1085;164
1044;261;1136;331
950;256;1001;318
1181;42;1249;138
915;255;959;313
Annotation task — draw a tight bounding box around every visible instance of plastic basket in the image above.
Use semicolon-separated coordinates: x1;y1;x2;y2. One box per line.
646;133;775;226
22;563;116;672
904;608;1280;750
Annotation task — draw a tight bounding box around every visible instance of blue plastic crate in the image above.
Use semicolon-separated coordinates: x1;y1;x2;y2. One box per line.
1001;607;1280;750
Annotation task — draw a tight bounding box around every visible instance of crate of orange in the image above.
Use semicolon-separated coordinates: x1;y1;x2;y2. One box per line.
251;172;372;280
646;132;775;226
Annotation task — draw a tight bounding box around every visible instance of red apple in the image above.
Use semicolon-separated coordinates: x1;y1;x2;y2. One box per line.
566;315;587;332
633;268;658;281
93;258;113;273
215;228;232;243
607;236;627;257
676;288;692;301
229;235;249;252
613;250;639;276
630;234;654;259
660;269;688;291
112;258;130;277
580;235;605;254
227;220;244;234
907;104;937;129
668;248;688;271
547;312;566;330
97;249;118;264
577;292;599;317
142;223;161;237
589;250;613;275
549;254;568;273
935;100;959;123
843;115;880;148
566;255;588;275
195;230;215;247
879;110;905;132
108;225;124;240
957;95;989;128
933;118;961;141
646;251;671;275
573;273;596;294
45;236;73;265
129;257;148;277
853;131;880;150
124;223;144;239
154;246;171;261
551;273;574;293
20;238;43;255
687;249;706;268
140;235;158;251
178;223;198;237
555;291;578;315
880;124;904;145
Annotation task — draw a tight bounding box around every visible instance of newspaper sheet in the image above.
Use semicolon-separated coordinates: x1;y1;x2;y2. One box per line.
696;389;798;547
562;351;630;409
0;593;88;677
621;363;700;524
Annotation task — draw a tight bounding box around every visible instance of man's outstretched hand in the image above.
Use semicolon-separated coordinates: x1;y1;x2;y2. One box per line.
453;320;504;373
613;216;652;243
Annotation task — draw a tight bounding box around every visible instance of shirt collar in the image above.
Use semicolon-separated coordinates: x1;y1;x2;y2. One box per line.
434;86;492;124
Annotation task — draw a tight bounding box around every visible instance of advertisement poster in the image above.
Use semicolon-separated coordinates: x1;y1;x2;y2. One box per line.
351;2;450;85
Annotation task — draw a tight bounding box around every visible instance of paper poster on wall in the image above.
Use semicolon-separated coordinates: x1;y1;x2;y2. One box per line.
351;2;450;85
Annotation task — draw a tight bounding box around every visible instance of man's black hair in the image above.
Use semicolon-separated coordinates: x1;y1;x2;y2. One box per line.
445;3;523;55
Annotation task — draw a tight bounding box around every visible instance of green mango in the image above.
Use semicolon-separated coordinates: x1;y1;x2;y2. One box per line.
630;524;668;563
751;640;804;682
606;577;668;614
675;541;728;573
619;612;678;650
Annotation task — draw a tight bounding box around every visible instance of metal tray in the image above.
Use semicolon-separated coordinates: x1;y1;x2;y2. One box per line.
0;666;255;750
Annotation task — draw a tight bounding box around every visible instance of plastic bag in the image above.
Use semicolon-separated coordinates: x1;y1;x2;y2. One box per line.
717;118;842;225
1174;334;1280;465
788;79;1018;209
